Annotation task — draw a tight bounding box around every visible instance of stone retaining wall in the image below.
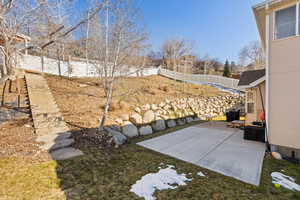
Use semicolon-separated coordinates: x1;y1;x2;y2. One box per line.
107;95;244;141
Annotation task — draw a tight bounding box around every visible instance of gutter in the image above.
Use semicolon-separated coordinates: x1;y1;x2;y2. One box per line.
237;76;266;90
252;0;283;10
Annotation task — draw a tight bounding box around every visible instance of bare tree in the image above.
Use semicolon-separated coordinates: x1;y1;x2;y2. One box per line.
238;40;265;68
96;0;148;128
161;38;192;72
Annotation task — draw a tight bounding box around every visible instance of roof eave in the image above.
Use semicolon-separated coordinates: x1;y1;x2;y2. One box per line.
238;76;266;89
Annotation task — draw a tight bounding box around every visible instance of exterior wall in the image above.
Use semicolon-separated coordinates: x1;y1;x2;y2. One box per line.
268;8;300;149
245;82;266;125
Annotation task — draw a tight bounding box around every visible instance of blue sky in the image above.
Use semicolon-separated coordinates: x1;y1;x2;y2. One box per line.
139;0;263;63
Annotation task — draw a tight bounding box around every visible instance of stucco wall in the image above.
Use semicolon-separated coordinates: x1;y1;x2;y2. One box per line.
245;82;265;125
268;10;300;149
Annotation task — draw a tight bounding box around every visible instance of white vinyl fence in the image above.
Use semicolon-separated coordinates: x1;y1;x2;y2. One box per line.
159;68;242;91
18;54;159;77
17;54;241;91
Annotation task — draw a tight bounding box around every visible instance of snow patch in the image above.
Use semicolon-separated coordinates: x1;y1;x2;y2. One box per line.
197;172;205;177
130;165;192;200
271;172;300;191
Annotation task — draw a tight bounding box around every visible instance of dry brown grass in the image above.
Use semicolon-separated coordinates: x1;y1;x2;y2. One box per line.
45;74;227;128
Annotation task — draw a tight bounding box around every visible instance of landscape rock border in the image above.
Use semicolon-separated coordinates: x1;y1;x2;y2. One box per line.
109;95;244;144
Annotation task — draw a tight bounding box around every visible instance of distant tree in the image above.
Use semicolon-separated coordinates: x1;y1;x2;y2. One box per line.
147;51;163;67
223;60;231;77
238;41;265;68
161;38;193;71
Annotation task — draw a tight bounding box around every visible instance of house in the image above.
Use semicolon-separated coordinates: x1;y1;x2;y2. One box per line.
238;69;265;125
164;55;196;73
253;0;300;159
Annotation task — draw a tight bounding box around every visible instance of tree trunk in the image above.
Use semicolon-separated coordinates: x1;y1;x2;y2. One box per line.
99;79;113;129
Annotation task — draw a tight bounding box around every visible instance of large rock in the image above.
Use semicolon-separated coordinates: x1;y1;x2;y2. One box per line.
193;117;202;122
141;104;150;111
134;107;141;113
115;118;123;125
166;119;177;128
122;121;139;137
151;104;158;110
271;152;282;160
104;127;127;145
151;119;166;132
130;113;143;125
177;118;186;126
186;117;194;123
143;110;155;124
50;147;84;160
139;125;153;135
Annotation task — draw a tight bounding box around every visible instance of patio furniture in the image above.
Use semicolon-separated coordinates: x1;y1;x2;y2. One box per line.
244;126;265;143
227;120;244;128
226;110;240;122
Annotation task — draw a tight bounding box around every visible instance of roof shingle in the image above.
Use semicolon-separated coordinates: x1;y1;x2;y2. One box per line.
238;69;265;86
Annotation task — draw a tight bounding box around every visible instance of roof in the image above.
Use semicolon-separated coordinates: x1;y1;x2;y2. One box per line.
238;69;265;88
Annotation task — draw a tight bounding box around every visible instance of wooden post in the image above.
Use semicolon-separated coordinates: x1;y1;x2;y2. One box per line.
8;79;13;93
16;78;21;108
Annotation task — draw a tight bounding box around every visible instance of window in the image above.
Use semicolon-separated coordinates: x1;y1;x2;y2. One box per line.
275;5;297;39
246;91;255;114
299;4;300;35
247;103;255;114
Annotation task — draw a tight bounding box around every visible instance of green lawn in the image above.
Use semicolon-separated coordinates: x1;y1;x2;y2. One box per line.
1;122;300;200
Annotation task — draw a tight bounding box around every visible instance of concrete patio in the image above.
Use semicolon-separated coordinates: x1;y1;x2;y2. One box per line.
137;122;266;186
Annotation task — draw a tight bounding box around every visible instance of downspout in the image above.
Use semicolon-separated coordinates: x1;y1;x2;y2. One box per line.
258;84;270;150
265;0;271;151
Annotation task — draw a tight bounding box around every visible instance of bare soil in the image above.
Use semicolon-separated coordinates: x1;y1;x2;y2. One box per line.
0;78;50;162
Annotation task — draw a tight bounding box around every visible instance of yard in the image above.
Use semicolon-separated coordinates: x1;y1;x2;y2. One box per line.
0;75;299;200
1;122;300;200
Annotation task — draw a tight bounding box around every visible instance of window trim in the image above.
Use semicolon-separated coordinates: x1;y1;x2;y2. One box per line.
273;3;300;40
246;90;255;114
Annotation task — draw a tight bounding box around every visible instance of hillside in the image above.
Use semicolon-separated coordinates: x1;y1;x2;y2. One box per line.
45;74;229;128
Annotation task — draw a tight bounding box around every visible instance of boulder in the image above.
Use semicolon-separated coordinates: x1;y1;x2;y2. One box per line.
161;115;169;120
186;117;194;123
158;102;165;108
115;118;123;125
108;124;122;132
193;117;202;122
120;114;129;121
166;120;177;128
139;125;153;135
50;148;84;160
141;104;150;110
143;110;155;124
104;127;127;145
271;152;282;160
176;118;186;126
130;113;143;125
151;104;158;110
122;121;139;138
151;119;166;132
134;107;141;113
